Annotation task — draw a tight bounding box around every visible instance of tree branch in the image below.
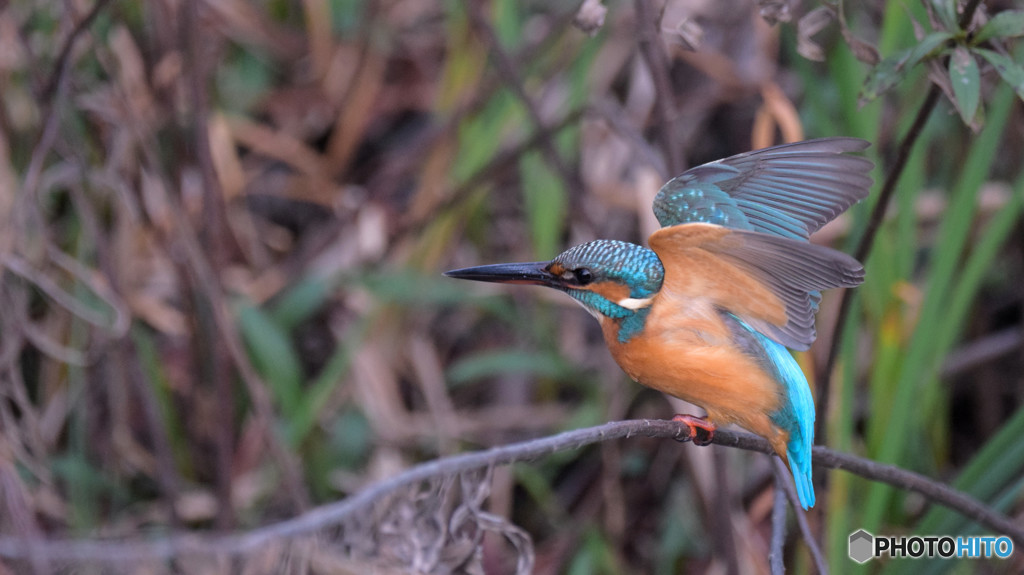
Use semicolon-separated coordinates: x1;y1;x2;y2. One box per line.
774;458;828;574
0;419;1020;562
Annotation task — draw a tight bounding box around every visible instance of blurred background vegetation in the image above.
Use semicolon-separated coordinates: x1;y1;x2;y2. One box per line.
1;0;1022;573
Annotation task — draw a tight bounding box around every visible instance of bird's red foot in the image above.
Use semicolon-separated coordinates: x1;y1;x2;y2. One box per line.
671;414;716;446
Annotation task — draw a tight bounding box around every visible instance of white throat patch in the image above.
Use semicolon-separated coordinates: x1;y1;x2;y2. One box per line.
616;297;654;310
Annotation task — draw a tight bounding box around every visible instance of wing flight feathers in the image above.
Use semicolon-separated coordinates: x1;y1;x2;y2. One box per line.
653;138;873;239
648;224;864;350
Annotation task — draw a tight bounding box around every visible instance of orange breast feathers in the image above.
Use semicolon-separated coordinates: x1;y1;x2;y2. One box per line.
598;278;792;457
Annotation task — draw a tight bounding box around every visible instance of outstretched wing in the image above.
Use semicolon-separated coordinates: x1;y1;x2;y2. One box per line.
652;138;873;240
648;224;864;350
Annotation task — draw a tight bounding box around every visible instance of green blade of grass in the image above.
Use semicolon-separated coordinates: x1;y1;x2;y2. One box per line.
879;159;1024;575
269;275;335;331
826;294;865;574
286;313;372;447
236;300;303;416
916;174;1024;522
133;327;193;475
520;151;567;259
859;83;1015;537
447;349;573;387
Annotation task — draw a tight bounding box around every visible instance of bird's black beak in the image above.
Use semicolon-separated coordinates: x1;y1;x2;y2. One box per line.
444;261;557;287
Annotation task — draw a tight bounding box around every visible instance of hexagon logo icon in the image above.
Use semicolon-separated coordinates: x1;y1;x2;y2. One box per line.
849;530;874;564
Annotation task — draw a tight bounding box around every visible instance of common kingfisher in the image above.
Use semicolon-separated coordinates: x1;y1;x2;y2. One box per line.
445;138;872;509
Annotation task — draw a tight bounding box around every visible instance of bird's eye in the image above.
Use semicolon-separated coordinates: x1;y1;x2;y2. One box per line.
574;268;593;285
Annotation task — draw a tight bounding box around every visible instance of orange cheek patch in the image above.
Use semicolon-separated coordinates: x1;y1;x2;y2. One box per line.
586;281;632;302
547;262;566;276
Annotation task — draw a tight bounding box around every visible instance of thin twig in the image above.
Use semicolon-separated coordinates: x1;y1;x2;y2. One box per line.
816;87;941;436
20;0;114;212
713;449;741;575
769;464;788;575
590;96;668;176
852;88;943;268
775;458;828;574
464;0;583;195
0;419;1020;562
123;341;183;528
634;0;684;176
396;105;587;237
941;327;1022;377
66;180;185;529
39;0;114;100
181;0;239;530
364;5;582;203
817;0;986;434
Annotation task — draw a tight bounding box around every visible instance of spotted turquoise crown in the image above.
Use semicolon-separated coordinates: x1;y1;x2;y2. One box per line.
553;240;665;299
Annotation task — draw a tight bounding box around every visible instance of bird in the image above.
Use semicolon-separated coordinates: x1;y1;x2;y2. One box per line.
444;138;873;509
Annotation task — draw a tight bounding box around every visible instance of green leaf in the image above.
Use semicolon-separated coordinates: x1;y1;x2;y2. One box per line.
270;275;334;330
948;46;981;125
492;0;522;49
976;48;1024;101
287;314;372;447
329;407;372;469
237;301;304;415
973;10;1024;44
520;151;567;259
568;530;621;575
860;49;912;103
216;48;273;114
859;33;951;104
930;0;959;31
904;31;954;68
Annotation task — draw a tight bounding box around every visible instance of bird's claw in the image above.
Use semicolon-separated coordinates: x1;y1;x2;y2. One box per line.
671;414;716;446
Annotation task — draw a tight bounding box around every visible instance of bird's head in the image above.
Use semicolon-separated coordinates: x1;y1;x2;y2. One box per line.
445;240;665;321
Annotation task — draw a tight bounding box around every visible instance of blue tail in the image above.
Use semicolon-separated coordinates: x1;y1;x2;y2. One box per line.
730;316;816;509
786;423;815;509
761;335;816;509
